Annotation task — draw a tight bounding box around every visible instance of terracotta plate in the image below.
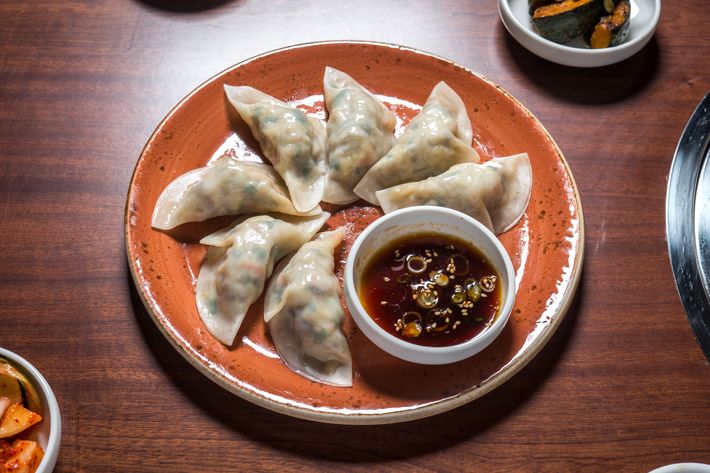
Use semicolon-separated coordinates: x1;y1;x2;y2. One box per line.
125;41;584;424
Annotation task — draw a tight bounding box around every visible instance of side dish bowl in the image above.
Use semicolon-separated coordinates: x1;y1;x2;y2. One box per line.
344;206;516;365
648;464;710;473
498;0;660;67
0;348;61;473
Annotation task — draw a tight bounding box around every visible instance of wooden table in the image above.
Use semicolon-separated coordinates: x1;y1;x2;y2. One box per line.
1;1;709;471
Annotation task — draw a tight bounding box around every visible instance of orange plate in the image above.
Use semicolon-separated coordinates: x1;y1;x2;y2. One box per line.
125;41;584;425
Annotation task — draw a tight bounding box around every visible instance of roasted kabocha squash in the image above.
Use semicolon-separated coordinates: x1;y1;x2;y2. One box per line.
602;0;623;14
528;0;562;15
590;0;631;48
532;0;604;44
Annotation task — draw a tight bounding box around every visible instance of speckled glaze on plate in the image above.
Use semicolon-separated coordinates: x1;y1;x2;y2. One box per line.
125;41;584;424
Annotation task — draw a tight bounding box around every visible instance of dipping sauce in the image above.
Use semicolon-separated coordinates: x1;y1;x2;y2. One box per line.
359;232;502;347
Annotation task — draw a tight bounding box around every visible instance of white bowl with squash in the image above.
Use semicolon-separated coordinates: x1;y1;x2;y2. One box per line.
498;0;660;67
0;348;60;473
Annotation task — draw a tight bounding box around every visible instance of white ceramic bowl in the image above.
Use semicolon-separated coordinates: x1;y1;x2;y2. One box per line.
344;206;516;365
649;464;710;473
0;348;61;473
498;0;660;67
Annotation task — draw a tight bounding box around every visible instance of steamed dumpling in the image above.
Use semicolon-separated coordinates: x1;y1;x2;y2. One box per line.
196;212;330;346
353;81;480;205
225;85;327;212
265;228;352;387
151;154;319;230
322;67;396;205
375;153;532;234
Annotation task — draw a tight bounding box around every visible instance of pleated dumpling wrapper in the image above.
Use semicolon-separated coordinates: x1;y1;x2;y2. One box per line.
375;153;532;234
151;154;321;230
322;67;396;205
353;81;480;205
265;228;352;387
224;85;327;213
196;212;330;346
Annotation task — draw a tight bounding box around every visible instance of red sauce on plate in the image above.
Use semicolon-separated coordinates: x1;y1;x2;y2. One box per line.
359;232;502;347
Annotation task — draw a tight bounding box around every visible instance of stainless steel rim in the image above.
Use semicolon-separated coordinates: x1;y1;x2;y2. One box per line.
666;92;710;362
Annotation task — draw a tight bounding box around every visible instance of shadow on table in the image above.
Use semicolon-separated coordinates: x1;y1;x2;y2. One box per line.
130;265;585;462
134;0;236;13
499;22;661;105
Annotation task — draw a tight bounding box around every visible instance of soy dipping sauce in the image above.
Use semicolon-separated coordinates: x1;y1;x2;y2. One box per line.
359;232;502;347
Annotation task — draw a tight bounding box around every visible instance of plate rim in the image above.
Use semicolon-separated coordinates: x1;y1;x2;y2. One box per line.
124;40;585;425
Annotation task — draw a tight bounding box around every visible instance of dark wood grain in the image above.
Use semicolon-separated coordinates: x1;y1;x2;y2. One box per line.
1;1;708;471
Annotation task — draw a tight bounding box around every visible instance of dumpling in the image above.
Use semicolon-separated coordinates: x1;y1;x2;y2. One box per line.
322;67;396;205
353;81;480;205
196;212;330;346
375;153;532;234
224;85;327;212
265;228;352;387
151;154;320;230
